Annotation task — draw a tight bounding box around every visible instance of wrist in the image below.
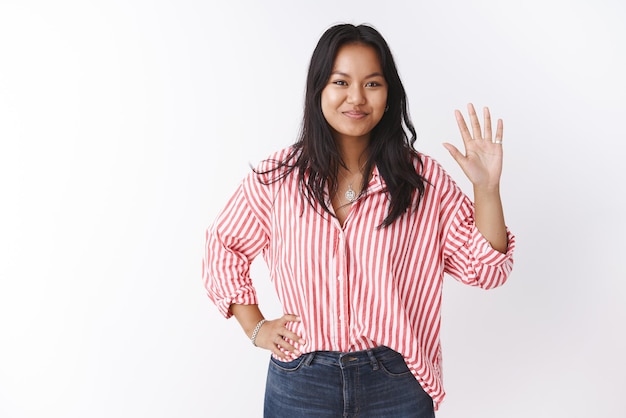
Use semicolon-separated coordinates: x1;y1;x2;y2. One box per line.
473;183;501;196
250;319;267;347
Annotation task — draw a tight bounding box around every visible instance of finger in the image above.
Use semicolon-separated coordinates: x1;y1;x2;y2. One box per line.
494;118;504;143
454;109;472;146
279;314;304;341
483;107;492;140
442;143;465;164
283;329;306;345
467;103;483;140
272;346;292;360
281;314;301;323
275;330;302;353
273;336;299;357
274;334;294;350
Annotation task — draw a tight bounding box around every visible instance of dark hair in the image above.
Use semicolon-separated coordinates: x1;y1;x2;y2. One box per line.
258;23;426;227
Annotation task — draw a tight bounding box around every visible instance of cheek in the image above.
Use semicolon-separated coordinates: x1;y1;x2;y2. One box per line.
320;90;330;114
320;100;330;122
371;95;387;116
321;92;343;125
321;89;340;108
376;90;389;108
372;92;389;122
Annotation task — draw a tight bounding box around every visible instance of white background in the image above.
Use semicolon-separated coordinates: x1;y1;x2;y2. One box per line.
1;0;625;417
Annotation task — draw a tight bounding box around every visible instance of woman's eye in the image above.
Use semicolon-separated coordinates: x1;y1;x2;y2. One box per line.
365;82;381;87
332;80;348;86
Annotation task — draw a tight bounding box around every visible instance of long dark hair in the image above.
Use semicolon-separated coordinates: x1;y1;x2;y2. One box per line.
258;23;426;227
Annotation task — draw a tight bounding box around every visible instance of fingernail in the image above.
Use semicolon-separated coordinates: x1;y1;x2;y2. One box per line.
298;339;305;345
294;350;301;356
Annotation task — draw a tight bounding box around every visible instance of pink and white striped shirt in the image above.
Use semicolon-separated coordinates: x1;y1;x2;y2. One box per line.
203;147;515;408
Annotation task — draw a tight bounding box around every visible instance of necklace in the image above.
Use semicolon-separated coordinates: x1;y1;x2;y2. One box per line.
339;162;367;203
345;184;357;202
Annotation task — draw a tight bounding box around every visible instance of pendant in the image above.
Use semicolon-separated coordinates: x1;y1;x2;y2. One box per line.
345;184;357;202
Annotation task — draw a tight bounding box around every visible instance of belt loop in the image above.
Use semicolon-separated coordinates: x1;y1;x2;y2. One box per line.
366;349;379;370
303;352;316;366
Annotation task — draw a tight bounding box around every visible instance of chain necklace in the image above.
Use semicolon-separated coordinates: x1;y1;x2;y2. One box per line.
345;184;357;202
339;163;367;203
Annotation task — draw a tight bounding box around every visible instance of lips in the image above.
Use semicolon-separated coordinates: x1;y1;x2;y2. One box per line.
343;110;368;119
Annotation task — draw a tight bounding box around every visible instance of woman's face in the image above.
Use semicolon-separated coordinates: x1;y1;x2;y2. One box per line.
321;43;388;144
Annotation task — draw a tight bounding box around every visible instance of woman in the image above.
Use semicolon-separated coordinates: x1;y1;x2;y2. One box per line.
203;23;515;417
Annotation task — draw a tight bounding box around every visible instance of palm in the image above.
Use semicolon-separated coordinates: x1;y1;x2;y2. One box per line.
443;104;504;189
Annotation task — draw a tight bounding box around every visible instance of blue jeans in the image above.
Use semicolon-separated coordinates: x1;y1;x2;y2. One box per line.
264;346;435;417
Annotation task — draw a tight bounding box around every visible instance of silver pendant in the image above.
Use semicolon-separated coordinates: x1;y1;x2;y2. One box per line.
345;185;357;202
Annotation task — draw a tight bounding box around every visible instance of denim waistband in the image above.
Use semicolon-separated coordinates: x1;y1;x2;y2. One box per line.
301;346;398;370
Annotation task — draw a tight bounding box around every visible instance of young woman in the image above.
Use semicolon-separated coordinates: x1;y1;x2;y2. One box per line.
204;23;515;417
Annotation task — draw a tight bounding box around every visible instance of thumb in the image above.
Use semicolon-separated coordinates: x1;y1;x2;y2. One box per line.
442;142;464;165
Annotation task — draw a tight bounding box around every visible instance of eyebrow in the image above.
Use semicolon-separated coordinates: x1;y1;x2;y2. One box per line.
330;71;384;79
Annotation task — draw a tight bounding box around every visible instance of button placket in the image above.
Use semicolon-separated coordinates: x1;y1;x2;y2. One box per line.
334;227;350;348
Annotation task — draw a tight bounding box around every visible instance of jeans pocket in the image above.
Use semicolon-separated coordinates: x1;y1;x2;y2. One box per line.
269;354;308;373
377;351;412;377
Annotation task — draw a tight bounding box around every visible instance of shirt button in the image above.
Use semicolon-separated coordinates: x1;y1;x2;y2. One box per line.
337;276;342;281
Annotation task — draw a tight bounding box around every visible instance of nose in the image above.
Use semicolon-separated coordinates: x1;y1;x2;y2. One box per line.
346;84;365;105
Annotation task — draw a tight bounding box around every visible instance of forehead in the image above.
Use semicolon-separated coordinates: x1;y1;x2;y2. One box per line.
332;43;382;72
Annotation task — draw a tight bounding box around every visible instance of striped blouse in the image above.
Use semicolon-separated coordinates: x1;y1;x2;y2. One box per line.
203;147;515;408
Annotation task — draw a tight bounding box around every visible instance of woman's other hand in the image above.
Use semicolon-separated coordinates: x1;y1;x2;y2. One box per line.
254;314;306;361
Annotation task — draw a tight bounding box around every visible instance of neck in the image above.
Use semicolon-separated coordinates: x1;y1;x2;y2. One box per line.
334;135;370;173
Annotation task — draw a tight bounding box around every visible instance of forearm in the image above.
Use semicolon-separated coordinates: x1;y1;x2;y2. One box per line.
473;185;508;253
230;304;264;338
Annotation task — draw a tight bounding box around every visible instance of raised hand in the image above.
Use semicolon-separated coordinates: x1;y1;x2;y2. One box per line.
443;103;504;190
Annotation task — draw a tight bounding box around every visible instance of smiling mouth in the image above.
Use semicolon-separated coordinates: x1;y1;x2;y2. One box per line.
343;111;368;119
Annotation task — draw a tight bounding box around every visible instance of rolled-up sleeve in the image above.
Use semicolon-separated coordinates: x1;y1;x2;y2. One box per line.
440;180;515;289
203;174;270;318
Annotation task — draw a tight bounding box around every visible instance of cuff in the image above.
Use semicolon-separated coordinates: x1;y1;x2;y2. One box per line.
215;285;259;319
471;227;516;266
